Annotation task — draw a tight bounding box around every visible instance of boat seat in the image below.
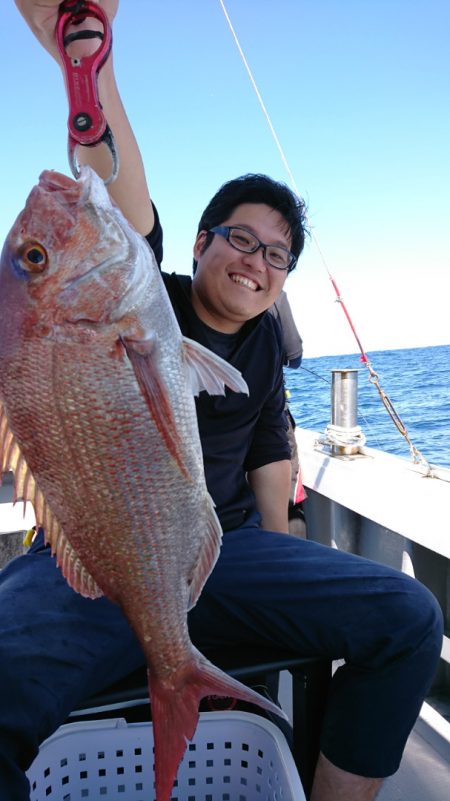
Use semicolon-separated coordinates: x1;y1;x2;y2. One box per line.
70;645;331;799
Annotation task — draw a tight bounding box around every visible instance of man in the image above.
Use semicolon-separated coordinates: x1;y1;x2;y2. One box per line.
3;3;443;801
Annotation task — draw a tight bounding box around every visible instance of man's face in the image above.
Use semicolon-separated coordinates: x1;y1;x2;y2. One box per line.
191;203;290;333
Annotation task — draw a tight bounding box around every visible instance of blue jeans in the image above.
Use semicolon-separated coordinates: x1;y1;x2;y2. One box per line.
0;524;443;799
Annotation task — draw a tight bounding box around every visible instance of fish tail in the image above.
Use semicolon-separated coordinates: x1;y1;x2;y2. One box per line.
148;653;287;801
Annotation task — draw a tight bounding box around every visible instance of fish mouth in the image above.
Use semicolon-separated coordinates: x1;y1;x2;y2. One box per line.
37;166;132;291
35;166;142;324
38;171;78;193
38;166;112;211
37;170;87;207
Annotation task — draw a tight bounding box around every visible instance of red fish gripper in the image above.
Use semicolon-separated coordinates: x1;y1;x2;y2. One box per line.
56;0;119;184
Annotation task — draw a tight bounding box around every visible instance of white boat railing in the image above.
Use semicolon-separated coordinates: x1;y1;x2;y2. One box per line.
296;424;450;761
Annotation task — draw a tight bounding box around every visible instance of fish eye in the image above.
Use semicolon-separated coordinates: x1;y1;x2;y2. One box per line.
18;242;48;273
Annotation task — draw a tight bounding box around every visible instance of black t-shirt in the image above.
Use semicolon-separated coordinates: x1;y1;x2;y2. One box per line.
146;209;290;530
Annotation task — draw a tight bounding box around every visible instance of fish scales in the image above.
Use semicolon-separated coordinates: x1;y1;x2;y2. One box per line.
0;166;286;801
8;336;205;653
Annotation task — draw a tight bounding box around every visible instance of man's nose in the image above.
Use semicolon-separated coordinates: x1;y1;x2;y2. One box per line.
241;245;266;270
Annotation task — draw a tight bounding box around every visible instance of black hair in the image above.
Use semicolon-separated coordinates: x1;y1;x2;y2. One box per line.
193;173;308;273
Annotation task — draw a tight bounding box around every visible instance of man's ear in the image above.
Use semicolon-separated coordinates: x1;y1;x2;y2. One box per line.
193;230;208;261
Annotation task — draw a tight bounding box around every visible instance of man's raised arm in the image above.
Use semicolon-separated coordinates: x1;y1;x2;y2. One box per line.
15;0;154;236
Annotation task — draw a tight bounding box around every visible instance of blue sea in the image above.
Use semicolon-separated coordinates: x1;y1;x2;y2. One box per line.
285;344;450;469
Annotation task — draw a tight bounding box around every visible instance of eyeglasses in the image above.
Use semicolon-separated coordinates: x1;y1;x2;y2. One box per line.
209;225;296;272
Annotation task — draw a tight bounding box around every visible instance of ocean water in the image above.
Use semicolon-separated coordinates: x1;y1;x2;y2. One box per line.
285;344;450;469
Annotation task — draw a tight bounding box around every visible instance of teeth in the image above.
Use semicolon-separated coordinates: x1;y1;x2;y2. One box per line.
230;274;258;291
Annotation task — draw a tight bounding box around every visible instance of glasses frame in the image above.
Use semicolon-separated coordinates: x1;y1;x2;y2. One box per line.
209;225;297;272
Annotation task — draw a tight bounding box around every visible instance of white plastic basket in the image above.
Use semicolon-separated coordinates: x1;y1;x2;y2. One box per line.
27;711;306;801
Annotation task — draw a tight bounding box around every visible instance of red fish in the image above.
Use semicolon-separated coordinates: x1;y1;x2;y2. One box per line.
0;167;285;801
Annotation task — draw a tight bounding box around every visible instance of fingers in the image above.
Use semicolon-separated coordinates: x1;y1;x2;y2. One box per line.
14;1;118;65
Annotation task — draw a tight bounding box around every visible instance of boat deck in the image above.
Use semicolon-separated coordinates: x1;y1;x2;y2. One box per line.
378;728;450;799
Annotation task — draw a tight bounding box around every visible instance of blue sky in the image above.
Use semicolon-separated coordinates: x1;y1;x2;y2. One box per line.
1;1;449;356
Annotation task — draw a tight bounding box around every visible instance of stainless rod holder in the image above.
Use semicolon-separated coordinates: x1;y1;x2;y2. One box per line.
326;369;365;456
331;369;358;429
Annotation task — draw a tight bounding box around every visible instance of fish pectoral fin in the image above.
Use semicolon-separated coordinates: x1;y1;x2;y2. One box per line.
0;402;103;600
187;495;222;610
123;337;190;480
181;336;249;397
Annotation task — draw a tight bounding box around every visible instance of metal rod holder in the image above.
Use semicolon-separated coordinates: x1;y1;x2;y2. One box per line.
327;369;364;456
331;369;358;429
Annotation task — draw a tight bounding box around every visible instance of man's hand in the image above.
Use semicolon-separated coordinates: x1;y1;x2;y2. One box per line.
14;0;155;237
15;1;119;64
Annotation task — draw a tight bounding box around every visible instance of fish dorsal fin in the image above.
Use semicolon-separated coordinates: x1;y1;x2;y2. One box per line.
0;401;103;600
181;337;249;397
187;494;222;610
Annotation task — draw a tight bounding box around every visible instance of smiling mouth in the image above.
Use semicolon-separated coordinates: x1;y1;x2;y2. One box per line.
229;273;259;291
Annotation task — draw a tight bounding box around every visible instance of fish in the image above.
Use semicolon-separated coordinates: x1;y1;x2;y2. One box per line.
0;166;286;801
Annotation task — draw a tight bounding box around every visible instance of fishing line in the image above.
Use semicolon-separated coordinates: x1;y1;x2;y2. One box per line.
217;0;300;198
218;0;433;472
300;366;330;384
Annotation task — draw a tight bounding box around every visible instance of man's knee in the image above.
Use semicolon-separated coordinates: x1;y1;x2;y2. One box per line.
383;573;443;683
411;579;443;670
400;575;442;649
